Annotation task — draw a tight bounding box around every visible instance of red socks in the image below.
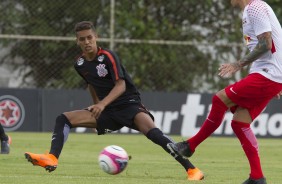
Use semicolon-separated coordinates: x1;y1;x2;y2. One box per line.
188;95;228;152
187;94;263;179
231;120;264;179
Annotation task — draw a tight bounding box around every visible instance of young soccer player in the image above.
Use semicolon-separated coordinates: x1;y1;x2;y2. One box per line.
24;21;204;180
168;0;282;183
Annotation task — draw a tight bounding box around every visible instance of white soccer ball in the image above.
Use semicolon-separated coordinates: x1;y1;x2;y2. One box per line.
98;145;129;175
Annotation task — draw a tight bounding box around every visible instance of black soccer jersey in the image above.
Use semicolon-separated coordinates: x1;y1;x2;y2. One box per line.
74;47;140;107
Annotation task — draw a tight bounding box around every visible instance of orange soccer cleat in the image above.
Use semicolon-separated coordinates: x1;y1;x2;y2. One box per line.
24;152;58;172
187;167;204;180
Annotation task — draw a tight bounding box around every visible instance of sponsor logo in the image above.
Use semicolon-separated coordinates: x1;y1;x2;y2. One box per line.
39;157;49;161
244;35;251;45
0;95;25;131
104;129;113;134
51;133;57;141
98;55;105;62
230;87;237;94
77;57;84;66
116;158;128;170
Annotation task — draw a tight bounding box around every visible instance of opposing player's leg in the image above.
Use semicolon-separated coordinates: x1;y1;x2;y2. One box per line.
0;123;11;154
168;89;233;158
232;107;265;183
25;110;96;172
232;120;266;184
134;112;204;180
230;75;282;183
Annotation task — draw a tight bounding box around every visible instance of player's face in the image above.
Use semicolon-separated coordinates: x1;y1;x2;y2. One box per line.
76;29;97;54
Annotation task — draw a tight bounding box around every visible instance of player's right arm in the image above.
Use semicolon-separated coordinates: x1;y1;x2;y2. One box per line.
87;84;105;118
87;80;125;119
88;84;99;104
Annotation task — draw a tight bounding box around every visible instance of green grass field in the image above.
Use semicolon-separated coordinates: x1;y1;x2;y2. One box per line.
0;132;281;184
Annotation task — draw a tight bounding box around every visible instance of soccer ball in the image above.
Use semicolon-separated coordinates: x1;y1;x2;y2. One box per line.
98;145;129;175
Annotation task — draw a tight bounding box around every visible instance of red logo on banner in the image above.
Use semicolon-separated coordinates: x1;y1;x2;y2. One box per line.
0;95;25;131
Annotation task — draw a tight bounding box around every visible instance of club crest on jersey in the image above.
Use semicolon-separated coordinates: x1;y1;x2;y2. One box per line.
244;35;251;45
96;64;108;77
98;55;105;62
77;57;84;66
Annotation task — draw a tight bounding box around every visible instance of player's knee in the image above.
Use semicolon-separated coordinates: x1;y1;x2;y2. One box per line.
212;94;222;104
231;121;236;130
146;128;162;140
56;114;72;128
56;114;67;123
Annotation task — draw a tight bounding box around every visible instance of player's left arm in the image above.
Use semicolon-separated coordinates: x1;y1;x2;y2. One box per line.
219;32;272;77
238;31;272;67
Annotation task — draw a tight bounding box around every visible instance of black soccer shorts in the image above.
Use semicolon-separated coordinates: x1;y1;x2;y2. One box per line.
95;103;154;135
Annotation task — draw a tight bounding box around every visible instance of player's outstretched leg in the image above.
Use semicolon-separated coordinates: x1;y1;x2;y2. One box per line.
146;128;204;180
167;140;194;158
24;114;71;172
24;152;58;172
168;95;228;158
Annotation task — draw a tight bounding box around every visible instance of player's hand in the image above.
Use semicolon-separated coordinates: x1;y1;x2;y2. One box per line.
88;102;106;119
218;63;241;78
276;91;282;99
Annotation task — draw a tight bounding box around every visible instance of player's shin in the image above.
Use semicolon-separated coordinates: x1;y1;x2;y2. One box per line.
146;128;195;171
231;120;264;180
49;114;72;158
188;95;228;151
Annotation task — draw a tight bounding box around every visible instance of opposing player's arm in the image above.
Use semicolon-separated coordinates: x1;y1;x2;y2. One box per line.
237;31;272;67
88;84;99;104
218;32;272;77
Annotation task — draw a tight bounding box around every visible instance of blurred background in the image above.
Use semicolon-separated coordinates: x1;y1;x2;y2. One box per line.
0;1;253;92
0;0;281;93
1;5;282;183
1;1;282;136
